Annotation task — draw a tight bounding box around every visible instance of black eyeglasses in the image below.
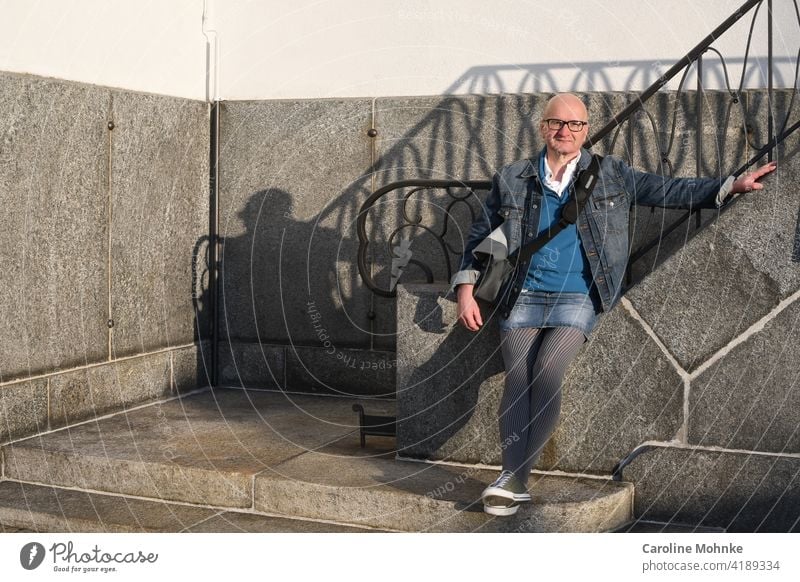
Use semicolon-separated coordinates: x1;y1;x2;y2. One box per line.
543;119;588;132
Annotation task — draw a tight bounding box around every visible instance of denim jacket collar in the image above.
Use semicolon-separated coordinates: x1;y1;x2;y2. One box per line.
519;157;538;179
518;147;593;180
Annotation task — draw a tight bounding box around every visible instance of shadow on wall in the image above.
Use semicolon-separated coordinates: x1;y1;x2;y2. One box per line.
443;58;799;95
398;284;507;464
191;232;214;388
221;187;339;343
212;60;799;396
216;93;548;365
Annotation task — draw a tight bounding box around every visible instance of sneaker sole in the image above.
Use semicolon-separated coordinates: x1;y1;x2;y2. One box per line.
481;487;531;504
483;494;530;508
483;502;520;516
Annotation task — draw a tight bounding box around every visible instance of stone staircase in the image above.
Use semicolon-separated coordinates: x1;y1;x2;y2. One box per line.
0;388;634;533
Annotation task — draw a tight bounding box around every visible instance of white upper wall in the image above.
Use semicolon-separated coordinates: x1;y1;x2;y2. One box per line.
0;0;208;100
215;0;798;99
1;0;797;101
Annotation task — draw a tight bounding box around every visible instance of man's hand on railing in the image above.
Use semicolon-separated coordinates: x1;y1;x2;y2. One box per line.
456;284;483;331
731;161;778;194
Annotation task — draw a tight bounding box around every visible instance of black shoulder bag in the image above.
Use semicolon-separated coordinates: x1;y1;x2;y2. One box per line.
472;154;604;304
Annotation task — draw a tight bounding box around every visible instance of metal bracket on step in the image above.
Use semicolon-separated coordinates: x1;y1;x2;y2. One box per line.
352;404;396;448
612;444;657;481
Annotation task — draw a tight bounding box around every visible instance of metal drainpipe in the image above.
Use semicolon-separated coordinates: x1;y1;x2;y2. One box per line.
209;102;220;388
203;0;221;388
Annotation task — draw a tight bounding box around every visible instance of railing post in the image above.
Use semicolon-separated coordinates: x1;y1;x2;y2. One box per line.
625;98;635;287
768;0;774;162
696;55;704;229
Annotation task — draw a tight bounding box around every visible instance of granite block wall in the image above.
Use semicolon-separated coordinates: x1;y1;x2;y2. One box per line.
219;90;792;398
0;72;212;443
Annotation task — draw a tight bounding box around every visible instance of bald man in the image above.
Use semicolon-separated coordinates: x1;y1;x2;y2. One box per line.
451;93;776;516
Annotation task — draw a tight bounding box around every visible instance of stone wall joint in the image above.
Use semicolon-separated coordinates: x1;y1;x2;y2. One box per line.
620;297;689;380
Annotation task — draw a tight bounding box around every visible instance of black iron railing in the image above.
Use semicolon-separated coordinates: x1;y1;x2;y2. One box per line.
356;0;799;297
357;179;491;298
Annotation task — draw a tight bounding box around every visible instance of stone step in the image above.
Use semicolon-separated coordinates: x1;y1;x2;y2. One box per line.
1;388;632;532
255;453;632;533
0;481;375;533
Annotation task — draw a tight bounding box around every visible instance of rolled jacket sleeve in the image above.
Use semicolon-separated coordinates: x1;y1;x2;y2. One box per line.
450;268;481;287
450;173;505;288
714;175;738;207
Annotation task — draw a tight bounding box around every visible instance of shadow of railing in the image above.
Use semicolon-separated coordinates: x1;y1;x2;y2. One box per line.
213;1;800;380
354;0;800;300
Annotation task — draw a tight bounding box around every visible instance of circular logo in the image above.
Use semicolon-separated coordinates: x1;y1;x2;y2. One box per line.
20;542;46;570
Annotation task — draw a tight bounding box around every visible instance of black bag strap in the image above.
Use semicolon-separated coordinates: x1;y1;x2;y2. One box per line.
509;154;604;267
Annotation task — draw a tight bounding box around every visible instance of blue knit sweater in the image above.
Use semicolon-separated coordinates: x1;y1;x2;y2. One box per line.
523;154;594;293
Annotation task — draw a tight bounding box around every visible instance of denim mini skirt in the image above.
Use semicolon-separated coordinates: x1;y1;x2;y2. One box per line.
498;290;600;339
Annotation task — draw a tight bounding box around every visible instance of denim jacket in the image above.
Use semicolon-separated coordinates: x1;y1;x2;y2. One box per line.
452;148;736;318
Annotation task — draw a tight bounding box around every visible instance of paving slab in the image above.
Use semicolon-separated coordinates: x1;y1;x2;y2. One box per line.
0;481;375;533
172;343;213;394
255;449;632;533
2;388;631;532
2;389;393;508
48;353;171;428
285;346;396;397
218;342;285;390
1;523;36;533
0;481;214;533
612;520;725;533
184;511;374;533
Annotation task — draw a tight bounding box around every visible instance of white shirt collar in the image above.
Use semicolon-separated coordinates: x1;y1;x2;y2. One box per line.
542;153;580;197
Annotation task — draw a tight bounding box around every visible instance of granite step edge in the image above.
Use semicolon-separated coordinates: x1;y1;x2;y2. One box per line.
253;456;634;533
0;480;386;533
1;444;255;509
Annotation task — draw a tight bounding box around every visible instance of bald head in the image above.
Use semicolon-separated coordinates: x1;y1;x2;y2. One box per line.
539;93;589;160
542;93;588;122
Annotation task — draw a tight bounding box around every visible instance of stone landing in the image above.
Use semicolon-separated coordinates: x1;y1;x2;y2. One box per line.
0;388;631;533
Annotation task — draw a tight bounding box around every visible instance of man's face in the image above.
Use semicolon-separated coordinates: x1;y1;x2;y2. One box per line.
539;97;589;158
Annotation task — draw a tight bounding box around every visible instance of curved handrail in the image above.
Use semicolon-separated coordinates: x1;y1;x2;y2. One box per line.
356;179;491;297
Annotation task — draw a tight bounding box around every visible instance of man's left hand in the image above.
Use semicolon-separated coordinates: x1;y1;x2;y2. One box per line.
731;161;778;194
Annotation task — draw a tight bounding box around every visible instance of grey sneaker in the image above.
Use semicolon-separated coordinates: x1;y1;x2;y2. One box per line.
481;470;531;516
